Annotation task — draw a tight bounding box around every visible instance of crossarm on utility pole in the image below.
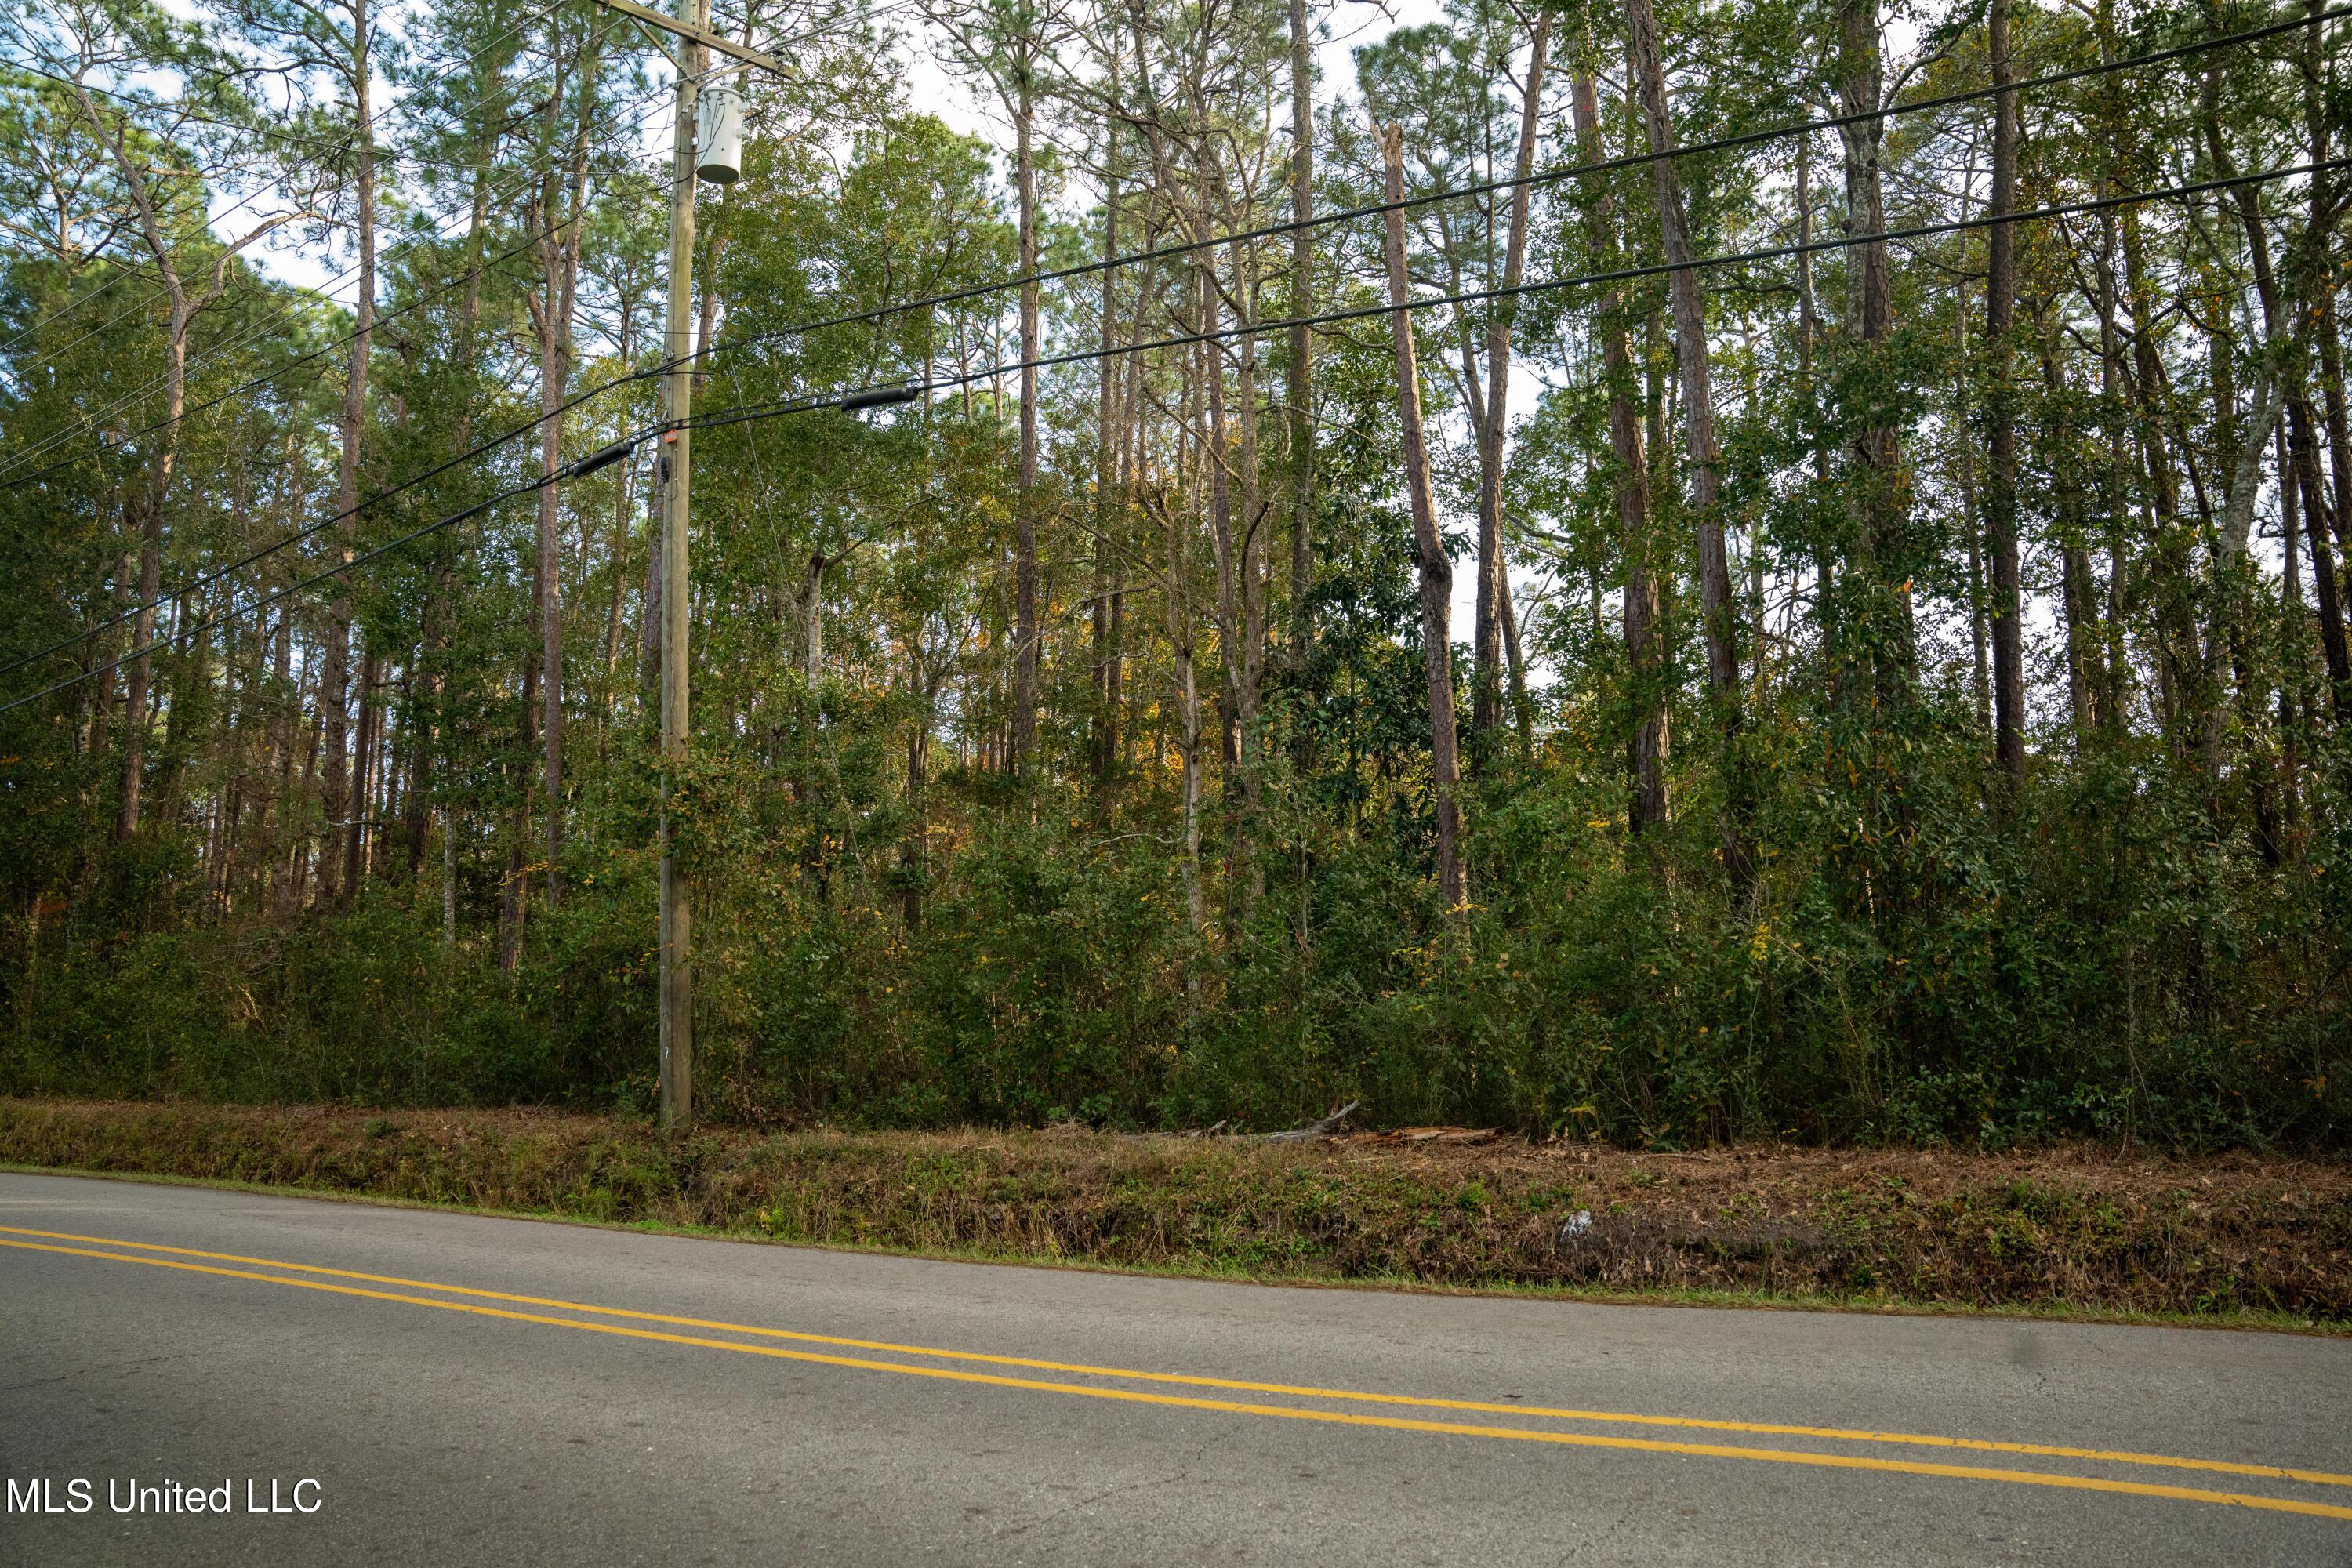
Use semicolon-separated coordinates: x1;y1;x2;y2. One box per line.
593;0;782;73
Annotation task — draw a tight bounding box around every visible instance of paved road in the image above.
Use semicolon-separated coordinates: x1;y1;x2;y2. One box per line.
2;1172;2347;1566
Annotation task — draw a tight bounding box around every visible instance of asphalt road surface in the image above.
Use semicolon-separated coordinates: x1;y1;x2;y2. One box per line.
2;1171;2347;1566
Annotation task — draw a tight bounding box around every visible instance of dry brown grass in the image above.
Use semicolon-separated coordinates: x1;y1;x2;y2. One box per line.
4;1098;2346;1323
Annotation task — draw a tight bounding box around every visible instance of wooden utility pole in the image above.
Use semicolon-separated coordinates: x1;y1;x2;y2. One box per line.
592;0;779;1129
648;0;754;1127
656;0;702;1129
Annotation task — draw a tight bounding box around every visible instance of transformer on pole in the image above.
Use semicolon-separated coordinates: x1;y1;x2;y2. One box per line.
695;84;743;184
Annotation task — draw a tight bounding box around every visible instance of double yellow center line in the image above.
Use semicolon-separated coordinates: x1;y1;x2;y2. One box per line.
5;1222;2347;1524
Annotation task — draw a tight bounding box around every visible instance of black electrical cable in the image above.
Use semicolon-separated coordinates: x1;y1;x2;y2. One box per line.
0;0;572;360
14;0;2331;412
688;3;2347;380
0;7;646;474
697;160;2348;432
0;354;669;681
5;15;2333;695
10;152;2332;717
4;57;576;178
18;0;2319;526
0;67;672;490
0;466;568;719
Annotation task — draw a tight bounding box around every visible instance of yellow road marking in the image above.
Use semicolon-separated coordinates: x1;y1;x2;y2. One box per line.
5;1236;2350;1525
3;1222;2345;1493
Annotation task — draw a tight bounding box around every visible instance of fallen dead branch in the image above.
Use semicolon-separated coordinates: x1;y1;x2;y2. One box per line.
1244;1100;1363;1142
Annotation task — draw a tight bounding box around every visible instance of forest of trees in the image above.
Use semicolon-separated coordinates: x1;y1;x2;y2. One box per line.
1;0;2346;1148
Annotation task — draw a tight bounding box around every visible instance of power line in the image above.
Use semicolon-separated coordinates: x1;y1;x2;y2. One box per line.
0;338;670;681
0;0;572;359
9;154;2331;716
0;66;671;489
19;0;2340;411
6;12;2330;693
16;2;2313;506
0;467;570;720
690;159;2346;437
0;90;688;671
2;57;562;177
0;58;661;482
0;386;890;716
689;4;2347;380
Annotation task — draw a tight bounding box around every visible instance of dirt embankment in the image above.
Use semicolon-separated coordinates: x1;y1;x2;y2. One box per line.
2;1098;2345;1323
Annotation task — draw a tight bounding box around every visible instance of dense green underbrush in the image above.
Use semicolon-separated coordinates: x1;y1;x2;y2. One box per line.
7;730;2346;1151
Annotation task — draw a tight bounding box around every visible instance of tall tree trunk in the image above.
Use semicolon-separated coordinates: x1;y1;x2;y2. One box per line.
1158;483;1206;935
531;42;600;909
1094;88;1123;793
1622;0;1746;880
1196;237;1245;905
532;292;569;906
89;545;129;757
2318;303;2352;562
1837;0;1915;691
902;684;930;930
2118;209;2204;750
1984;0;2027;788
2206;66;2347;723
77;85;202;843
406;566;447;883
500;655;537;971
1954;269;1992;728
268;608;296;916
1474;13;1549;753
1286;0;1315;648
318;0;377;902
2302;0;2349;557
1796;137;1842;699
2039;334;2099;738
1380;123;1465;913
1010;64;1041;774
1232;238;1267;914
1572;63;1664;832
597;446;633;741
154;577;206;835
2279;423;2308;839
118;423;169;840
345;650;383;898
2090;61;2132;738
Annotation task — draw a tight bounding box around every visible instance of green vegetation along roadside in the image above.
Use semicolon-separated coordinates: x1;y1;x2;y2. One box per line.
3;1098;2346;1328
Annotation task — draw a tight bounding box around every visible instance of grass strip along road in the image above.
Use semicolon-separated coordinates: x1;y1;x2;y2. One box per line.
8;1101;2342;1321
